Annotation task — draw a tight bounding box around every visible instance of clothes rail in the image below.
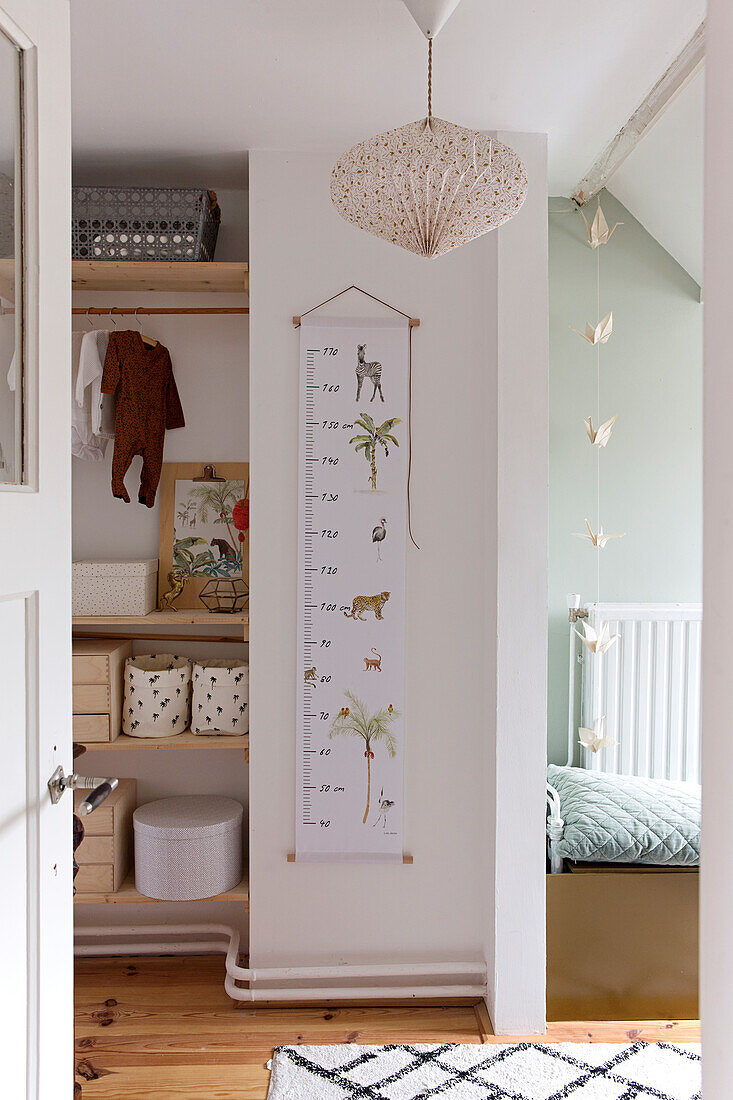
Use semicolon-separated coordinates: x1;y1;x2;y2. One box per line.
72;306;249;316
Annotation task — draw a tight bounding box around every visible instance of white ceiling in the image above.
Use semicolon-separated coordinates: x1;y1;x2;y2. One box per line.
69;0;705;196
609;69;704;286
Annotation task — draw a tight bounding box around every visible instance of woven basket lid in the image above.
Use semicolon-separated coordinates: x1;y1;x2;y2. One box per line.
133;796;243;839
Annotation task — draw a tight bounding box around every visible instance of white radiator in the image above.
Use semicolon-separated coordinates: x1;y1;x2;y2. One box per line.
578;602;702;782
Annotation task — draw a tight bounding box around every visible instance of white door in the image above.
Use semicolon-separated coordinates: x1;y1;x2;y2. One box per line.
0;1;72;1097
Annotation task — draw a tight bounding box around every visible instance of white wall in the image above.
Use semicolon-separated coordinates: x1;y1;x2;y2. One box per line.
702;3;733;1094
249;142;547;1027
249;149;497;974
490;132;548;1033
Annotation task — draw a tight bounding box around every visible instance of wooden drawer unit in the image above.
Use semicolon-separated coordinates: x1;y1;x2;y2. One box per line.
74;778;136;894
72;637;131;742
72;713;110;744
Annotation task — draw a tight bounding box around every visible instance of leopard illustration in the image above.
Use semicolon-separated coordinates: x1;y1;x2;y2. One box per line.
344;592;390;621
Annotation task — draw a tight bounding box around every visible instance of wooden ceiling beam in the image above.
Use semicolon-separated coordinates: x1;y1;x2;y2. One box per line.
573;21;705;205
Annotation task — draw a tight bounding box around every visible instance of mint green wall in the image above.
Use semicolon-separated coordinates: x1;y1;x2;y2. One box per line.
548;189;702;764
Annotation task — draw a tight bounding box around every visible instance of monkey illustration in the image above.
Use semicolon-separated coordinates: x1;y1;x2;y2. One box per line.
304;666;318;686
363;648;382;672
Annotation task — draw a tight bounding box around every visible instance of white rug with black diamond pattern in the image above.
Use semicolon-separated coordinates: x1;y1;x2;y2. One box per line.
266;1041;701;1099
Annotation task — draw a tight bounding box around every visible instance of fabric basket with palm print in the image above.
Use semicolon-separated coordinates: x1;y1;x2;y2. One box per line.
123;654;192;738
191;659;249;735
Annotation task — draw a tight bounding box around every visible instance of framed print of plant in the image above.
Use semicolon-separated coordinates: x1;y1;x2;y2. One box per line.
158;462;249;609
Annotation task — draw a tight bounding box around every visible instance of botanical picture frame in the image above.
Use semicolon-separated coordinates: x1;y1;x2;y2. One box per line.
158;462;250;610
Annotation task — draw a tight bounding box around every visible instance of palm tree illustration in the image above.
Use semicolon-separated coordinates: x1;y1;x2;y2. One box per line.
349;414;401;491
329;690;399;823
189;481;245;556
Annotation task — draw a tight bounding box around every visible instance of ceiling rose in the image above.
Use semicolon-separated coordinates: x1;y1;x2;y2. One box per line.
330;1;528;259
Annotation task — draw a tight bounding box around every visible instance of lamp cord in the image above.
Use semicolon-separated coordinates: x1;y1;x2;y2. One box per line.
427;37;433;119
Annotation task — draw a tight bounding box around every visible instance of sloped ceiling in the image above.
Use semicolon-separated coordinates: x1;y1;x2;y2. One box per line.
608;70;704;287
68;0;705;195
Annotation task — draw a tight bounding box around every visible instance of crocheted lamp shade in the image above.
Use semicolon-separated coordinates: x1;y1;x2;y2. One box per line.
331;116;528;258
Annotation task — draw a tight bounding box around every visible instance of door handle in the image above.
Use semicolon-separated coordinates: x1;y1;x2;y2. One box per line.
48;765;119;813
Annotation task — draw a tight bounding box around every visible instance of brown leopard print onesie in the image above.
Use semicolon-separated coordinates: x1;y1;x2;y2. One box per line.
101;330;185;507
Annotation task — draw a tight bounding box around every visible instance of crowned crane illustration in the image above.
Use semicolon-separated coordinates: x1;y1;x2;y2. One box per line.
372;517;387;561
330;691;399;824
373;788;396;830
349;414;401;491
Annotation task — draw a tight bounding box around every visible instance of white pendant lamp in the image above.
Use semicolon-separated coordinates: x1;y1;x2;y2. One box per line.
401;0;463;39
330;0;528;259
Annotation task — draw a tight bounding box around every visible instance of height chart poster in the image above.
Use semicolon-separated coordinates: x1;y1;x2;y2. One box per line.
296;316;408;862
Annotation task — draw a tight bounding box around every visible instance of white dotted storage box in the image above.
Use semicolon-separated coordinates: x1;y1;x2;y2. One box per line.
133;796;243;901
123;654;191;738
72;558;158;616
192;659;249;735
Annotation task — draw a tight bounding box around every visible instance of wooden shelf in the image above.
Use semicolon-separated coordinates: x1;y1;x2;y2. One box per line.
74;869;249;908
74;609;247;629
80;731;249;757
71;260;249;295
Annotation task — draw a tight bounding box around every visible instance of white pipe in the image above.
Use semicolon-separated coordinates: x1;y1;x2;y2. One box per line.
74;922;487;1002
76;941;228;956
247;961;485;981
223;978;486;1002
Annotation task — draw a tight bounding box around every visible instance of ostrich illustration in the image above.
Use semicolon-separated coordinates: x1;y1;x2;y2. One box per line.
372;517;387;561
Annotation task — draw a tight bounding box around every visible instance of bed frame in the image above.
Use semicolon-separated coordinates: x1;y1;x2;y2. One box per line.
546;602;702;873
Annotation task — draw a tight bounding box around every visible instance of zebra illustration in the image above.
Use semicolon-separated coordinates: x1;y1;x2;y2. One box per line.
356;344;384;403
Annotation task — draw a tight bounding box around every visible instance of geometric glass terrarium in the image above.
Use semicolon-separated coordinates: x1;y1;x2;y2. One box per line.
198;577;249;614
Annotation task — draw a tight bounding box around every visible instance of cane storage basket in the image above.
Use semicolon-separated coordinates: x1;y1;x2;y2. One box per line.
72;187;220;262
191;659;249;735
123;654;191;738
133;796;243;900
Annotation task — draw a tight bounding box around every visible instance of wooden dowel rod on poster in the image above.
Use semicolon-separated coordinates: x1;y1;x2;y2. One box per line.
286;854;414;864
292;315;420;328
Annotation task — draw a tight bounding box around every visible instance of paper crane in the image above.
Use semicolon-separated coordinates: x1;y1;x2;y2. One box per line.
584;414;617;448
571;312;613;345
578;715;617;754
581;200;622;249
575;618;619;655
573;519;626;548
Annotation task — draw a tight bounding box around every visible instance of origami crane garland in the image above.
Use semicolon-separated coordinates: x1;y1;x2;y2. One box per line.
571;199;626;760
581;198;622;249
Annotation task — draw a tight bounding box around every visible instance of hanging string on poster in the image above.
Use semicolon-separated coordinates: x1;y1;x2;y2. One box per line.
293;288;419;862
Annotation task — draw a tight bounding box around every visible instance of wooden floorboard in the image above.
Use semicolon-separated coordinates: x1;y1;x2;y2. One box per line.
75;955;701;1099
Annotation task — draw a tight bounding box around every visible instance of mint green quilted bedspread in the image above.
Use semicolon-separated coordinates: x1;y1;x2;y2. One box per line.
547;764;701;866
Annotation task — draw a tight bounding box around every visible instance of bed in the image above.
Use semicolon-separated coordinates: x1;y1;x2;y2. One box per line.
546;602;702;874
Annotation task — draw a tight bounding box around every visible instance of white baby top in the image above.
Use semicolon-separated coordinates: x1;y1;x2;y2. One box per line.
72;330;108;461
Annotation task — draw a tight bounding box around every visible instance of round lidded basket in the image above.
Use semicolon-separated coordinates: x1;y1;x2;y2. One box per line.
133;796;243;900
